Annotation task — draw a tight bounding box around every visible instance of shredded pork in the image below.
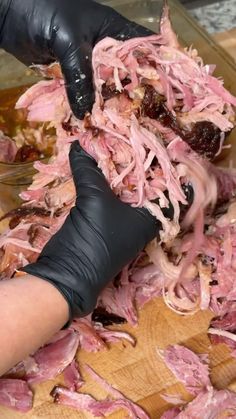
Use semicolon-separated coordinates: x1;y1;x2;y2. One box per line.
0;3;236;417
158;345;211;396
161;345;236;418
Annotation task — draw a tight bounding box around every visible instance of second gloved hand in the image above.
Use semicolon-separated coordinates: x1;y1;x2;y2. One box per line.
0;0;152;118
22;141;160;322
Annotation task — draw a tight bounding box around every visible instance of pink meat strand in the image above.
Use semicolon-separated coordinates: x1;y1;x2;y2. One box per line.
63;360;84;391
51;387;144;419
52;364;149;419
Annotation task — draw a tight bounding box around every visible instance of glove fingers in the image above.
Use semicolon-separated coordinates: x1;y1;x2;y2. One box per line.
113;20;154;40
98;13;154;41
69;141;111;195
58;42;94;120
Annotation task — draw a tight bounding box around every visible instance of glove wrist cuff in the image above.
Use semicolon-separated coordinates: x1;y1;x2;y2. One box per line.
20;258;97;322
0;0;11;43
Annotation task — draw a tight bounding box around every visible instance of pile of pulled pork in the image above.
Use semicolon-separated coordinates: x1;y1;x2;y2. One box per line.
0;3;236;417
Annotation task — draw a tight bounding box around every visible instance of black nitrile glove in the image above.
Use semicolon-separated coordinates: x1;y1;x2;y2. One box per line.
0;0;152;119
22;141;161;322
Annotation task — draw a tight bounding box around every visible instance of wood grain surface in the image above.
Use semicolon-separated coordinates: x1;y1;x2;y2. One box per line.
0;300;236;419
1;2;236;418
213;28;236;62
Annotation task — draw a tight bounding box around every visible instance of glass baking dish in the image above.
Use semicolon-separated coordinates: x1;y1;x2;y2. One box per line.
0;0;236;219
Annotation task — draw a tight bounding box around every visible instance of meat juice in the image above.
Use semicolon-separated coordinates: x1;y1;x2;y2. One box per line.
0;86;55;222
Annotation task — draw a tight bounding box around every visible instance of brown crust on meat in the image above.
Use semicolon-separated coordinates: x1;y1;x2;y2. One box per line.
141;84;182;134
14;145;41;163
92;307;127;326
27;224;48;246
184;121;221;160
141;84;222;160
50;386;60;401
101;77;131;101
84;114;100;137
0;207;60;230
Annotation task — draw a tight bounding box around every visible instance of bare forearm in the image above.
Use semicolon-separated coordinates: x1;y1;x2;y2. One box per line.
0;275;69;376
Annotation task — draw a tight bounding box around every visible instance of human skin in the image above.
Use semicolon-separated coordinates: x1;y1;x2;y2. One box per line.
0;274;68;376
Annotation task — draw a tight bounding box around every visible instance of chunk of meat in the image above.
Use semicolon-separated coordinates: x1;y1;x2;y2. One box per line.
211;311;236;332
14;144;41;162
26;330;79;384
162;388;236;418
161;345;211;396
0;379;33;412
141;85;222;159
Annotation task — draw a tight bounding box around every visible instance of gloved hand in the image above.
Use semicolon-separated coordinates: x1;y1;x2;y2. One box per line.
0;0;152;119
22;141;162;322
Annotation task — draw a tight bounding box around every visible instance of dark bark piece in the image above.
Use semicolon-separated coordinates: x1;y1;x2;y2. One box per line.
0;206;60;229
14;145;41;163
184;121;221;160
141;84;222;160
92;307;127;326
101;78;131;100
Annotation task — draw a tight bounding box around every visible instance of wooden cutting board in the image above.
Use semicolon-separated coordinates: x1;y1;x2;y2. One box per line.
1;1;236;418
0;300;236;419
